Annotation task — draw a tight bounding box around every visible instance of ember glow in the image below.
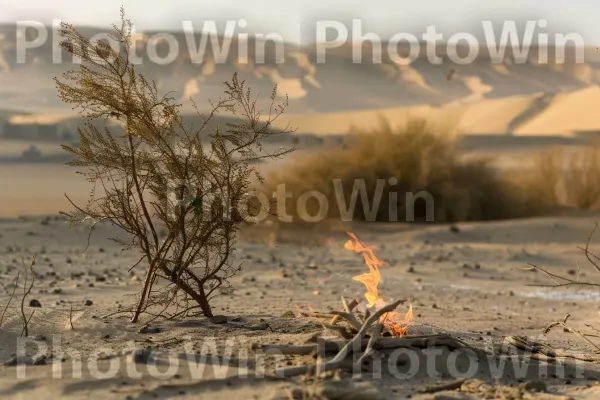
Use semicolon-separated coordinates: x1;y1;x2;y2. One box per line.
344;232;413;336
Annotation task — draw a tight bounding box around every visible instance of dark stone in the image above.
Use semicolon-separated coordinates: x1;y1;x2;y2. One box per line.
518;381;547;393
130;349;153;364
29;299;42;308
138;326;161;334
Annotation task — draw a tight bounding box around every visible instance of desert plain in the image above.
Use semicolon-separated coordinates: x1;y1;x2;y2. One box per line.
1;180;600;399
3;19;600;400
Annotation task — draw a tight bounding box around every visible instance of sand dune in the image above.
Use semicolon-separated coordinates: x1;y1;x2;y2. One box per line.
264;87;600;136
451;93;539;134
4;84;600;138
515;86;600;135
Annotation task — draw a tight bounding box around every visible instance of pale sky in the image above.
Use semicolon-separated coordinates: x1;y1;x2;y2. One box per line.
1;0;599;45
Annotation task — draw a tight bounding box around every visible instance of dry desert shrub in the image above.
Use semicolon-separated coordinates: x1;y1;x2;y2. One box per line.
513;144;600;212
55;9;293;322
266;117;534;223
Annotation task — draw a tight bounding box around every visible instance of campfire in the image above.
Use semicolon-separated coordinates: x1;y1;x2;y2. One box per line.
344;232;413;336
254;232;481;378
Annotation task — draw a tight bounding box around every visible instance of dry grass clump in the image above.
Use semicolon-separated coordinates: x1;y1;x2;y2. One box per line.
266;118;536;223
512;144;600;212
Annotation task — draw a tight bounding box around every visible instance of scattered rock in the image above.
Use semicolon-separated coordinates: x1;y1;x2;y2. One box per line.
29;299;42;308
129;349;153;364
280;311;295;318
518;381;547;393
138;326;161;334
209;315;228;324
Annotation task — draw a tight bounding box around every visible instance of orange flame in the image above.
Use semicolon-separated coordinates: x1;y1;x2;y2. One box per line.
344;232;413;336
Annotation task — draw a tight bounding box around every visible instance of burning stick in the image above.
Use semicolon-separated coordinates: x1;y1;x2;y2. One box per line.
276;299;403;377
343;232;413;335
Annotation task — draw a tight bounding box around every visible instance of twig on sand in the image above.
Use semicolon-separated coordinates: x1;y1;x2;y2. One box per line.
255;334;479;356
522;223;600;289
355;322;382;367
330;297;359;325
69;303;75;330
328;311;362;331
251;343;318;355
544;314;600;354
322;323;354;340
135;337;183;345
0;272;20;331
419;378;467;394
19;255;36;337
580;223;600;274
518;225;600;356
20;310;36;338
501;335;596;362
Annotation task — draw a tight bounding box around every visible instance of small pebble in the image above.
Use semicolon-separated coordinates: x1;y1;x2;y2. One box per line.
29;299;42;308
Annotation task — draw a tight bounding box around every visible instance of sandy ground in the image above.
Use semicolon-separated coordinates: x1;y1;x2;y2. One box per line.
1;211;600;399
0;136;599;399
